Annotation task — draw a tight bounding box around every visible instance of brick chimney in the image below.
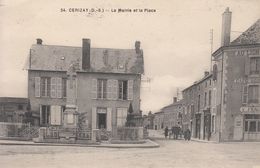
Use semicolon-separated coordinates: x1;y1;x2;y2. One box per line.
82;38;91;70
204;71;210;77
135;41;141;54
173;97;177;103
36;38;42;45
221;7;232;46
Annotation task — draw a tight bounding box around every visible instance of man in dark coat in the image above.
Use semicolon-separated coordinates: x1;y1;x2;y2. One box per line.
164;126;169;139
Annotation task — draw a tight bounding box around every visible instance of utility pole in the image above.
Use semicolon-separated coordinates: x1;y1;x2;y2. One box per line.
210;29;214;72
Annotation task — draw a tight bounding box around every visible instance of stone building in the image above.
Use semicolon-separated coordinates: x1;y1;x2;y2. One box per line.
161;97;184;130
143;111;155;129
182;8;260;142
182;72;214;140
153;111;164;130
0;97;39;125
26;38;144;137
211;8;260;141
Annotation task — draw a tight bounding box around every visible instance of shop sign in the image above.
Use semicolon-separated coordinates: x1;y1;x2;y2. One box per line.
227;48;259;57
240;106;260;114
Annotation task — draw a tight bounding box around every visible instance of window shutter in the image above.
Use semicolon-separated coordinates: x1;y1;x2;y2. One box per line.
56;78;62;98
127;80;134;100
107;108;112;131
50;106;62;125
35;77;41;97
51;78;57;98
107;80;113;100
112;80;118;100
242;85;248;104
50;106;56;125
92;107;97;129
245;56;250;76
92;79;97;99
56;106;62;125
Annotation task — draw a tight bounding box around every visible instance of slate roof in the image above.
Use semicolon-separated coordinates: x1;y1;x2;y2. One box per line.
231;19;260;45
27;44;144;74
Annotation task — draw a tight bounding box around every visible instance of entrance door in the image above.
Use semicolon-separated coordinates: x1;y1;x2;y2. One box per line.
204;113;211;140
97;113;107;129
195;114;201;139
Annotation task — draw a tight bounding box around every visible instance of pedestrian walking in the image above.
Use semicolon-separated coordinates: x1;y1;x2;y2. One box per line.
164;126;169;139
186;128;191;141
184;128;191;141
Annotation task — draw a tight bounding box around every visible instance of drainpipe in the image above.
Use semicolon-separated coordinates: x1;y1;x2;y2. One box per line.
219;52;224;142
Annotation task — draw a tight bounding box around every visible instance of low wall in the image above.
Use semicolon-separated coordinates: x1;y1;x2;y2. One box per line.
113;127;147;141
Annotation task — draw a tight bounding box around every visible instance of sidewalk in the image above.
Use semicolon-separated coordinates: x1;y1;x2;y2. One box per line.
0;139;159;148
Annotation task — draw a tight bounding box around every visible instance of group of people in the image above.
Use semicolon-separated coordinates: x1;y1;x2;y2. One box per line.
164;126;191;141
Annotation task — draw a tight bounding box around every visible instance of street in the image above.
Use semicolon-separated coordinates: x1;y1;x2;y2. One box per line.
0;135;260;168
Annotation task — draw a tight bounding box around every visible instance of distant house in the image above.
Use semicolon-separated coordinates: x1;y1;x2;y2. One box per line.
143;111;155;129
161;98;184;130
26;38;144;136
0;97;39;125
153;111;164;130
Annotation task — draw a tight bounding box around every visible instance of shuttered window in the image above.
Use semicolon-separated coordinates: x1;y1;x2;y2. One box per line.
250;57;260;75
92;79;97;99
107;80;113;99
56;78;62;98
242;85;248;104
112;80;118;100
117;108;128;127
248;85;259;103
35;77;41;97
97;79;107;99
41;77;51;97
118;80;128;100
128;80;134;100
50;105;62;125
62;78;67;98
51;78;57;98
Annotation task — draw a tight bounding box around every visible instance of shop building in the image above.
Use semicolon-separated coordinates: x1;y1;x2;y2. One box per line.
212;9;260;141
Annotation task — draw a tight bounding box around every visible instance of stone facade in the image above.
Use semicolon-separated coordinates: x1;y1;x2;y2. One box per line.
26;38;144;139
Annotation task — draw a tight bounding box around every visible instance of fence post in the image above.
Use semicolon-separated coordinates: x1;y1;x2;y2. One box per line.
28;123;31;138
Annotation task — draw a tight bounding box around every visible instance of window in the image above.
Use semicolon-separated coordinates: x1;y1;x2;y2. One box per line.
248;85;259;103
62;78;67;98
204;92;207;107
244;114;260;133
18;105;23;110
249;121;257;132
41;105;50;125
209;90;212;106
198;95;200;111
118;80;128;100
117;108;128;127
242;85;248;104
97;79;107;99
250;57;260;75
41;77;51;97
211;115;215;132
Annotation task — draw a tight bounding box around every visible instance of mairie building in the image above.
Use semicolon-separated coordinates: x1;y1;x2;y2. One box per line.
26;38;144;137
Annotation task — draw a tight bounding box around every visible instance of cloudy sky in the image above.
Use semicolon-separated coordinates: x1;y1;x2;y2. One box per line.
0;0;260;113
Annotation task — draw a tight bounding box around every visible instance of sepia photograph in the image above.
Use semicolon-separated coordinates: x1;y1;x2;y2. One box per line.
0;0;260;168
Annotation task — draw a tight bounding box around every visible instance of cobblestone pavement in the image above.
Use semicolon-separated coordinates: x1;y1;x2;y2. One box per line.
0;132;260;168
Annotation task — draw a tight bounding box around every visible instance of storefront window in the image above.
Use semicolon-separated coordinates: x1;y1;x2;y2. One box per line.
249;121;257;132
244;114;260;133
245;121;248;132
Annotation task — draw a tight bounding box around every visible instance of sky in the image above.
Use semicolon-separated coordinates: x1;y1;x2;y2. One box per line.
0;0;260;114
